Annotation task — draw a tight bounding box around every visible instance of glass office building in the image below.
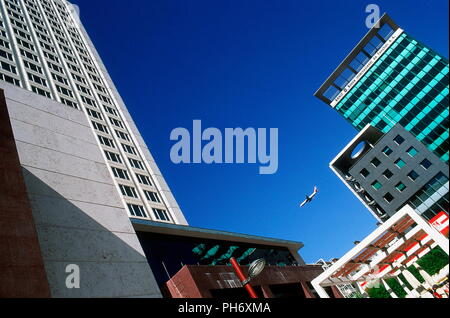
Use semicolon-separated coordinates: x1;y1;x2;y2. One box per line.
315;14;449;163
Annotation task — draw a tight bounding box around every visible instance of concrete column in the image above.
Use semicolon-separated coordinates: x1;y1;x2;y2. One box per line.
1;84;162;297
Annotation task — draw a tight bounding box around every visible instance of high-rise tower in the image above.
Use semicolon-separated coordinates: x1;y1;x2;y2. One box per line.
315;14;448;222
0;0;189;297
0;0;187;225
315;14;448;163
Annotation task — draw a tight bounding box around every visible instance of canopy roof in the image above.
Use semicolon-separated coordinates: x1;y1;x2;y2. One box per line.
312;206;449;297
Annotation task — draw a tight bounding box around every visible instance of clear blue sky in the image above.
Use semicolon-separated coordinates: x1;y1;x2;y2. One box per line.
71;0;449;263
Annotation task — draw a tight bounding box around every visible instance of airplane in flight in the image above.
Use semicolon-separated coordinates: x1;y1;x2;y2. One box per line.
300;186;319;207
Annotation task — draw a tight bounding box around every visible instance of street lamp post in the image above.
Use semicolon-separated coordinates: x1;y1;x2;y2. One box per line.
230;257;266;298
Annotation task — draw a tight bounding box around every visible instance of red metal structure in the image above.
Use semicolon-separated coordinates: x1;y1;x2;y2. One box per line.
230;257;258;298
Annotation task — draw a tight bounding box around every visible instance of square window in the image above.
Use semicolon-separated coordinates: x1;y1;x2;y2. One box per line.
393;134;405;145
360;168;370;178
371;180;382;190
408;170;419;181
395;158;406;168
406;146;418;157
395;182;407;192
383;169;393;179
371;157;381;167
382;146;393;156
420;158;432;169
384;192;394;203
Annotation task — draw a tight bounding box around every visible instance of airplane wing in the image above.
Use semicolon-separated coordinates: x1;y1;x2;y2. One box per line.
300;187;319;208
300;195;310;207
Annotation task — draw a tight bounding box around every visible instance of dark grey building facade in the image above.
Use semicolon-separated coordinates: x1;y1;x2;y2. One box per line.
331;124;449;222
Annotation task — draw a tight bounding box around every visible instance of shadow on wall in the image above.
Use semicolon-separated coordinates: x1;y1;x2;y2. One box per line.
0;89;50;298
21;167;162;298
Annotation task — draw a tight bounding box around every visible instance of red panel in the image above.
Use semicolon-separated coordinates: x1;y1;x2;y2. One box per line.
0;89;51;297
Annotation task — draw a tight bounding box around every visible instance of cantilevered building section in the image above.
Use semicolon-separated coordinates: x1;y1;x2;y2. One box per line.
330;124;449;222
315;14;449;163
0;0;187;225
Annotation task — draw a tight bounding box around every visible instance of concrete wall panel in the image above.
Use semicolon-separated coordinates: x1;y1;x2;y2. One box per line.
0;88;51;298
1;83;161;298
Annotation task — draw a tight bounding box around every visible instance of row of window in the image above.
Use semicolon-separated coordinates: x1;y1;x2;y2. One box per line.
357;132;441;204
2;1;126;127
338;35;447;117
55;13;121;114
0;2;25;89
1;60;16;74
105;151;152;186
322;24;395;100
407;173;449;217
336;33;449;160
47;10;160;215
119;182;162;203
370;168;421;191
1;0;60;98
97;132;138;156
341;44;445;100
361;155;432;179
0;47;13;61
127;204;171;222
360;133;434;181
0;71;20;86
31;85;50;98
40;5;86;106
419;196;449;222
0;38;10;50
